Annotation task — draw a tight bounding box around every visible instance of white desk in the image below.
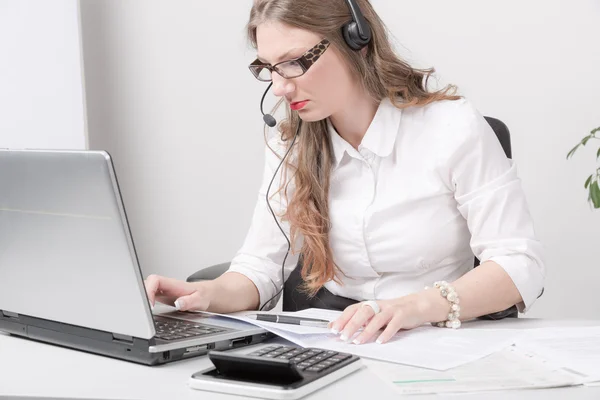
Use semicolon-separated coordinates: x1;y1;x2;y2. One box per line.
1;319;600;400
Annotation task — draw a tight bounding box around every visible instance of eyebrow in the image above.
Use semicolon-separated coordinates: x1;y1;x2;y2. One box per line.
256;47;305;64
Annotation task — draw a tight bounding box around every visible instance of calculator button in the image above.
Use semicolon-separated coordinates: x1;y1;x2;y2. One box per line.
314;363;329;369
306;366;324;373
321;360;335;366
303;357;318;365
249;349;270;355
329;354;351;362
248;351;266;356
277;354;295;359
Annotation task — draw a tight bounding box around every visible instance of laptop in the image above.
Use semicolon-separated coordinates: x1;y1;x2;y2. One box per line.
0;149;272;365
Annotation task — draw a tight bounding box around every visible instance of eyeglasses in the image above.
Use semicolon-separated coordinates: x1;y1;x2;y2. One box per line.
248;39;331;82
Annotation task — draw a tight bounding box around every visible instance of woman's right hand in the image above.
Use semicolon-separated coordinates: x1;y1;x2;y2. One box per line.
144;274;212;312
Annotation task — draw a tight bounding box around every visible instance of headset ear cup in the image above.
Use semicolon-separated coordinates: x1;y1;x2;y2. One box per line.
342;21;369;51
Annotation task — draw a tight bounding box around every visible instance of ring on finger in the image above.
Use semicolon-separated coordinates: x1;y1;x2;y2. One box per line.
361;300;381;314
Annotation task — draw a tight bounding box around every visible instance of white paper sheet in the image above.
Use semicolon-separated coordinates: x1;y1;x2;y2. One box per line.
368;346;580;395
265;323;524;371
514;326;600;383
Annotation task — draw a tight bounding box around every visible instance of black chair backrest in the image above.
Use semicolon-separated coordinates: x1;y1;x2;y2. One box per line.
283;116;520;319
484;117;511;159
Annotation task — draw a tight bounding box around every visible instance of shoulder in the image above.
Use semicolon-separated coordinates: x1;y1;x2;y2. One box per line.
403;97;480;129
400;97;492;148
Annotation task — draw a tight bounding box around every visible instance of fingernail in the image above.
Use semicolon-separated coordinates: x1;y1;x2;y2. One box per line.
340;334;348;341
352;338;362;345
150;304;154;311
330;328;339;335
174;299;183;311
376;339;383;344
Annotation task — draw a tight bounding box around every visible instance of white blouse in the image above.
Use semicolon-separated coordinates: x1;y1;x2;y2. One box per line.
226;97;545;313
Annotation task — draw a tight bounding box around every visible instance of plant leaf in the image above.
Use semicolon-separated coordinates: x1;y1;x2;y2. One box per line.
585;174;593;189
597;147;600;160
590;181;600;209
566;143;580;159
582;136;590;146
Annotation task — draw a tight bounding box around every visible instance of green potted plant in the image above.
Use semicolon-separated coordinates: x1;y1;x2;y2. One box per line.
567;127;600;208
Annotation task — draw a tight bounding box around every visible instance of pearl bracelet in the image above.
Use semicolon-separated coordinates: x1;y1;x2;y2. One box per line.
427;281;461;329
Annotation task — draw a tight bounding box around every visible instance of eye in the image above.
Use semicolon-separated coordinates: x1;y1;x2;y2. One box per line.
278;60;304;77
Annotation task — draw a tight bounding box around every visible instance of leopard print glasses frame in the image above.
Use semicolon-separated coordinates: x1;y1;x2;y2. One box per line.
248;39;331;82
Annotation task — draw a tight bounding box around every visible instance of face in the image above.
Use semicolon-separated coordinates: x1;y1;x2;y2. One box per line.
255;21;359;122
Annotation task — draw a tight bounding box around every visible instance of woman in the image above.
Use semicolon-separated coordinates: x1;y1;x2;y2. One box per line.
145;0;545;346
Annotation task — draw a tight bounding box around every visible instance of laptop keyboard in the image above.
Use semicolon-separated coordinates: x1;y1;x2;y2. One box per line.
154;317;226;341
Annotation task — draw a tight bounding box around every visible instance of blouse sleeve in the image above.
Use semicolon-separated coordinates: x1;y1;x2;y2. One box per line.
224;137;302;310
439;99;545;312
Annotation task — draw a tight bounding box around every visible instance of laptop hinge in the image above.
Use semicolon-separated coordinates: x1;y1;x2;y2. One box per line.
0;310;19;319
112;333;134;344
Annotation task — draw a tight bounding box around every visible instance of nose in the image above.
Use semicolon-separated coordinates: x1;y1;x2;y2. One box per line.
271;74;296;98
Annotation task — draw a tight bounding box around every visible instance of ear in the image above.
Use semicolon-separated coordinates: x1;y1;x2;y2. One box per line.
360;47;368;57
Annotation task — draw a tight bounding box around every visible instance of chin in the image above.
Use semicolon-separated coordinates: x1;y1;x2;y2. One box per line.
297;108;329;123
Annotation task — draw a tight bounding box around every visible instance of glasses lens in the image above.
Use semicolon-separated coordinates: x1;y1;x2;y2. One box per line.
276;60;304;79
249;64;272;81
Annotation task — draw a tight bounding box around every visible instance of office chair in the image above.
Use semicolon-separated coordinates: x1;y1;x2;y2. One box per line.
188;116;525;319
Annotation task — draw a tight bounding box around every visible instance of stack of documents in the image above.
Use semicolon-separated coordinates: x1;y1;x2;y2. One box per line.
368;346;580;395
513;326;600;384
373;326;600;395
199;308;525;371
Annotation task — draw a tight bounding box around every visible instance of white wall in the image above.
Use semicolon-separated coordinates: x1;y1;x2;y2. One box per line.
0;0;87;149
80;0;600;319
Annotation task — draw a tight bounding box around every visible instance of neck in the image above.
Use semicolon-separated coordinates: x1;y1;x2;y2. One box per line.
329;94;380;150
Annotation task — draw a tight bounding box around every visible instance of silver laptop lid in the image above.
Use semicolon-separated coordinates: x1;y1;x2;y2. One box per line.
0;149;155;339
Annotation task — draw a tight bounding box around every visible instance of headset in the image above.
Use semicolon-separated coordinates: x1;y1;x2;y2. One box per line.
257;0;372;311
342;0;372;51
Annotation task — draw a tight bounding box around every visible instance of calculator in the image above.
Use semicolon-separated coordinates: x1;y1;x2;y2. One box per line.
189;344;363;399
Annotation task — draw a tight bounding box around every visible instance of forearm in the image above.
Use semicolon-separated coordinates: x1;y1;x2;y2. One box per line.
330;261;525;345
203;272;260;313
419;261;523;323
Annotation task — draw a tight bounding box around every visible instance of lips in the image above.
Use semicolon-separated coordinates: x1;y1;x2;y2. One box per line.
290;100;309;111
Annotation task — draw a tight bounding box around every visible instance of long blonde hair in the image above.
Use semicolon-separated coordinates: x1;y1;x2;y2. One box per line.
247;0;461;296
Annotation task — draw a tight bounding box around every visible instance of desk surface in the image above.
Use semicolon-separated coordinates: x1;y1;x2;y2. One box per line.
1;318;600;400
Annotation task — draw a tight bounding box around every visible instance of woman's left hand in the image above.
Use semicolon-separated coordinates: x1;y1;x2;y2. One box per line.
328;292;443;345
